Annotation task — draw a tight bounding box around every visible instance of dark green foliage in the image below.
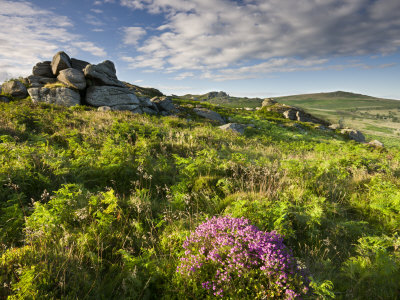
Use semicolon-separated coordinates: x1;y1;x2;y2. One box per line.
1;98;400;298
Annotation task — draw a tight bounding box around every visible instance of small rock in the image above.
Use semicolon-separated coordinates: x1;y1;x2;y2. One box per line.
86;86;140;107
0;95;11;103
139;97;153;107
71;58;90;72
261;98;277;107
296;111;314;122
151;96;176;112
51;51;72;76
98;106;112;112
369;140;384;147
283;109;297;120
142;107;158;115
160;111;170;116
57;68;86;90
111;104;140;111
28;87;80;106
27;75;57;88
329;124;341;130
219;123;246;134
1;80;28;99
84;60;125;87
131;107;143;114
341;129;366;143
193;108;225;124
32;61;54;77
150;102;159;112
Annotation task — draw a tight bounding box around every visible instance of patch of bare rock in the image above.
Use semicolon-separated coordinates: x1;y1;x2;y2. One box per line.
219;123;255;135
193;108;225;124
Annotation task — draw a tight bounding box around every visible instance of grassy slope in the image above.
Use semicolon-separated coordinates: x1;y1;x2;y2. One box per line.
0;97;400;299
192;91;400;147
275;91;400;147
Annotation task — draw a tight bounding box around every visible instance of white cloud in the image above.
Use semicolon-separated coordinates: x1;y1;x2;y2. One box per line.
0;0;106;81
72;42;107;57
90;8;103;14
174;72;194;80
122;26;146;45
120;0;400;80
94;0;115;5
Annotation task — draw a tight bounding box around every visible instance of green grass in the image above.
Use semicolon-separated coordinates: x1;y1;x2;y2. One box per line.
1;97;400;299
273;91;400;147
188;90;400;147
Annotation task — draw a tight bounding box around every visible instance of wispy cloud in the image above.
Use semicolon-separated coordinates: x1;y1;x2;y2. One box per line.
85;14;105;27
0;0;106;82
122;26;146;45
174;72;194;80
94;0;115;5
120;0;400;80
90;8;103;14
72;42;106;57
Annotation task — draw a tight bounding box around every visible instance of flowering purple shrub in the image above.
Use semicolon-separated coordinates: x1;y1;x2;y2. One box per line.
177;216;309;299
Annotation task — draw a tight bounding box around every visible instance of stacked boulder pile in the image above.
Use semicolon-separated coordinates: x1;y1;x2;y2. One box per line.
259;97;380;144
261;98;330;125
1;51;176;115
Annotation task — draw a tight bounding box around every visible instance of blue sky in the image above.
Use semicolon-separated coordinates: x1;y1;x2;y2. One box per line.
1;0;400;99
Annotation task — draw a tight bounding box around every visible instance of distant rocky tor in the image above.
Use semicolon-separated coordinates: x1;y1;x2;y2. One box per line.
0;51;176;115
259;97;383;145
261;97;330;125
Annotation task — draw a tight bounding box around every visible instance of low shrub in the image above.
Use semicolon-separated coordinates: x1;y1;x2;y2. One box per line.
176;216;309;299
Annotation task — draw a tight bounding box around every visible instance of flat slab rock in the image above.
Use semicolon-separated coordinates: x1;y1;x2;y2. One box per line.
193;108;225;124
57;68;86;90
28;87;80;107
369;140;384;147
219;123;246;134
86;86;140;107
27;75;57;88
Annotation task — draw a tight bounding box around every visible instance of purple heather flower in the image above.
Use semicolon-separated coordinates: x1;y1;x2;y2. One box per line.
177;216;309;298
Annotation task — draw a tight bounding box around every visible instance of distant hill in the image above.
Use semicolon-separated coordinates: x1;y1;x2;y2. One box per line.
274;91;400;147
177;91;263;108
178;90;400;146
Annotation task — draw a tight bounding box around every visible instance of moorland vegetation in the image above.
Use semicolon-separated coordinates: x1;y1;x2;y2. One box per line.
0;88;400;298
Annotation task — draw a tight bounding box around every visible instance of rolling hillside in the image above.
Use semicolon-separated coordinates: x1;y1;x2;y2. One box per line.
1;95;400;299
275;91;400;147
187;91;400;147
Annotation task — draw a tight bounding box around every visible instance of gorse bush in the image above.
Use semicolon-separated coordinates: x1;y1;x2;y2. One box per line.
177;216;309;299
